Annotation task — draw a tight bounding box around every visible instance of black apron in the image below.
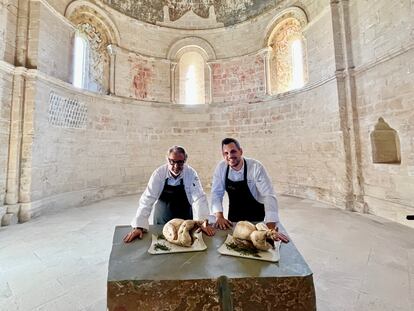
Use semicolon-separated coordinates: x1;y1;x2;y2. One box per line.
226;159;265;222
153;178;193;225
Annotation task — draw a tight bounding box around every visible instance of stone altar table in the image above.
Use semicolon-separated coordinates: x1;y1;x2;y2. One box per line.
107;225;316;310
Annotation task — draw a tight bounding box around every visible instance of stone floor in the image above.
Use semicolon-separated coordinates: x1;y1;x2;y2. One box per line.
0;194;413;311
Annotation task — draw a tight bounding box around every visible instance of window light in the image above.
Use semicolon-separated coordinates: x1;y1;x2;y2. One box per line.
73;34;88;89
291;39;304;90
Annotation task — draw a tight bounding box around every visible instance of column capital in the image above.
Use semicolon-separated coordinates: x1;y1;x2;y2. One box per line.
107;44;119;56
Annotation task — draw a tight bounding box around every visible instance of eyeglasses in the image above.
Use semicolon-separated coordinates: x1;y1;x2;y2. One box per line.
168;158;185;166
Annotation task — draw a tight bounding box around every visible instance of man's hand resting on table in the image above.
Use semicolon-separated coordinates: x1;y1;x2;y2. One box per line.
274;230;289;243
200;224;215;236
123;228;144;243
266;222;289;243
214;212;233;230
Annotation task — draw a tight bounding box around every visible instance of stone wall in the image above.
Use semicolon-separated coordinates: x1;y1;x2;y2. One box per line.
0;0;18;63
172;80;346;207
115;50;171;102
22;74;176;217
211;52;266;103
1;0;412;229
0;0;346;223
27;0;73;82
19;73;345;218
304;5;335;84
350;0;414;225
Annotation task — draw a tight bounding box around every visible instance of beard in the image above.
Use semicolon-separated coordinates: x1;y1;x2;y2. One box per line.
228;157;241;167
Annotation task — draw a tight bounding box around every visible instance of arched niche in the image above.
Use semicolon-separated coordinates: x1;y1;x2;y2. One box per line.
167;37;216;105
264;7;309;94
65;1;121;94
65;1;121;45
370;117;401;164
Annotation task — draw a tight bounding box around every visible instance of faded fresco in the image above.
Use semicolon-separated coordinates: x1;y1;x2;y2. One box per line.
102;0;279;26
130;60;153;100
211;54;265;102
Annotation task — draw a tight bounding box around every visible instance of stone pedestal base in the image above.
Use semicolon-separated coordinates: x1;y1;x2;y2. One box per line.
107;226;316;311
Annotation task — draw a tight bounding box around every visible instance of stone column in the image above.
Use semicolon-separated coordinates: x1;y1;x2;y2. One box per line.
16;70;37;223
5;67;26;206
330;0;366;213
170;61;177;104
260;47;272;96
107;44;118;95
205;62;212;104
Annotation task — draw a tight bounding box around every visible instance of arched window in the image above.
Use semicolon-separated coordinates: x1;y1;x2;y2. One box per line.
66;1;121;95
291;38;305;89
73;33;89;89
167;37;216;105
179;51;205;105
268;15;308;94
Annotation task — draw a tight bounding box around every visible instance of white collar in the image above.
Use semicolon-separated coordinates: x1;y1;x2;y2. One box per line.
229;159;244;173
167;168;183;179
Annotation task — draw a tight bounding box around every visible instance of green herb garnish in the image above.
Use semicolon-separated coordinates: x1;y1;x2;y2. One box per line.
225;242;261;258
157;234;166;240
154;243;171;252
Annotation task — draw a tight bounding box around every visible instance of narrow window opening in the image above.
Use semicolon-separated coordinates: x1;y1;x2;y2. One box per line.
268;17;307;94
179;51;205;105
73;34;88;89
185;65;197;105
291;39;304;90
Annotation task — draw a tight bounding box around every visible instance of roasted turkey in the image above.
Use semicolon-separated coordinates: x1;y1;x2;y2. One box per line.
162;218;207;247
232;221;278;251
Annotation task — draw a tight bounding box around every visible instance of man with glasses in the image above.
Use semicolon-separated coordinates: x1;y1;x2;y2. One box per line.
124;145;214;243
211;138;289;243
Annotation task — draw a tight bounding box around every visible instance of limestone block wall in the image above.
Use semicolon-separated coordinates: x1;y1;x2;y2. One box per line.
211;52;266;103
355;51;414;225
115;50;171;102
43;0;70;15
304;5;336;83
350;0;414;225
22;75;346;217
170;80;347;207
0;1;7;60
27;0;73;82
349;0;414;69
22;74;178;217
5;0;413;229
0;0;347;221
0;0;18;63
30;0;335;105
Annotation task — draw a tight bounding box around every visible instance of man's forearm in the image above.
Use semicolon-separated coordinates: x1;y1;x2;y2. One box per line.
215;212;225;218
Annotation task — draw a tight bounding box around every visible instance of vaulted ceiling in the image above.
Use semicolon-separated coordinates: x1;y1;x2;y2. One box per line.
103;0;280;26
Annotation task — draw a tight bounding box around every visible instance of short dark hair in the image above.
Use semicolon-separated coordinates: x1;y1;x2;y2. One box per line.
168;145;188;160
221;138;241;150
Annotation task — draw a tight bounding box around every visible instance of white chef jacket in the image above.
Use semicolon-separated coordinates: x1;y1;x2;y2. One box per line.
211;157;280;224
131;164;211;230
